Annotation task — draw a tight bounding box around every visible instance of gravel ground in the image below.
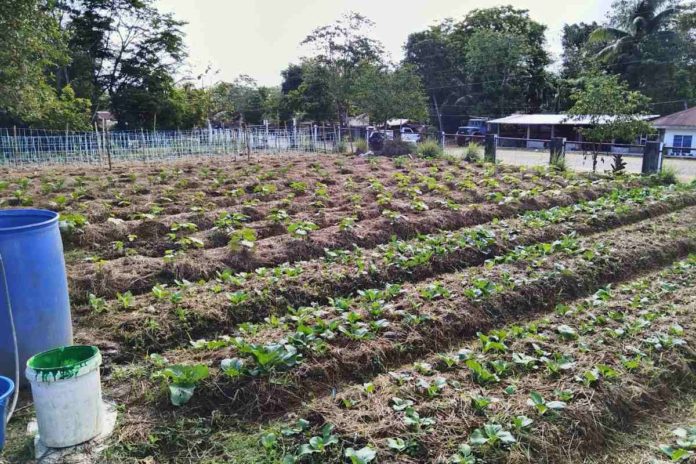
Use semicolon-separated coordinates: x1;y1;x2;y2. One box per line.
446;147;696;181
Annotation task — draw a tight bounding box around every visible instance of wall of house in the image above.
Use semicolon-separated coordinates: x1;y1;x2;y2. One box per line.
662;129;696;156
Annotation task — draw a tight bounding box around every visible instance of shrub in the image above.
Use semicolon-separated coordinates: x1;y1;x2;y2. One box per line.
610;153;626;174
658;165;678;184
354;139;368;154
550;153;567;172
381;140;413;157
417;140;443;158
464;142;482;162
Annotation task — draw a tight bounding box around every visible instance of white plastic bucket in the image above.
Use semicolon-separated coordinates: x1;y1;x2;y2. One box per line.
25;345;103;448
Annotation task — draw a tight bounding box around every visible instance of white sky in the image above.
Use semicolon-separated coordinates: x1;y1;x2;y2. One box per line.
156;0;613;87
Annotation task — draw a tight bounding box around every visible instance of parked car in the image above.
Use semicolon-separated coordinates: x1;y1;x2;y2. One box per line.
400;127;421;144
368;131;385;152
456;118;488;146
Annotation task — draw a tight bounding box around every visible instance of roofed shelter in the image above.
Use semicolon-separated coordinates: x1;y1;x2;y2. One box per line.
488;113;658;151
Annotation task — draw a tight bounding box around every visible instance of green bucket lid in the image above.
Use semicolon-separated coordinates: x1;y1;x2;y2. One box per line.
26;345;101;383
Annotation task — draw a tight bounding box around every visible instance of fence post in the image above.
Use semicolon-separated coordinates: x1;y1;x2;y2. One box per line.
484;134;497;163
642;141;662;174
440;131;445;148
549;137;566;166
264;120;269;150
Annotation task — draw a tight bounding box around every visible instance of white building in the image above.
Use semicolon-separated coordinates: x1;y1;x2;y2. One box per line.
652;107;696;157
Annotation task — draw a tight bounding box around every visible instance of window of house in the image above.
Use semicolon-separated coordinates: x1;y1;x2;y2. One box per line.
673;135;693;156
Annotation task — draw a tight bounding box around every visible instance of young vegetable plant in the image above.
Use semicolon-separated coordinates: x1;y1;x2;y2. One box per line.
659;427;696;462
116;291;134;309
88;293;106;313
288;220;318;239
469;423;516;448
344;446;377;464
527;391;567;415
160;363;209;406
228;227;257;252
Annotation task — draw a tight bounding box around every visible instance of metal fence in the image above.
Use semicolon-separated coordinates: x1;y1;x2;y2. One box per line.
2;125;694;168
441;133;695;158
0;126;340;167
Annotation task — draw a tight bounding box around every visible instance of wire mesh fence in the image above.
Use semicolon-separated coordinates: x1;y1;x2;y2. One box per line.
441;132;695;159
0;127;340;167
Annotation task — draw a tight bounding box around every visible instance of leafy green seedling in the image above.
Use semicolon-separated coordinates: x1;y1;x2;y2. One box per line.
527;391;566;415
260;432;277;450
228;227;257;252
556;324;578;340
469;423;516;447
88;293;107;313
161;364;209;406
511;415;534;429
470;394;492;413
449;443;476;463
345;446;376;464
116;291;134;309
288;220;319;238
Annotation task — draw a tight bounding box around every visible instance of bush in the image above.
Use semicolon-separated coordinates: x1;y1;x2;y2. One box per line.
610;153;626;174
463;142;482;162
381;140;414;157
658;165;678;184
353;139;368;154
550;153;567;172
417;140;443;158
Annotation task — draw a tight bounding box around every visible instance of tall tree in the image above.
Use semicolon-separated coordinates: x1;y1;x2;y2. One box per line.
457;30;540;117
403;6;552;130
560;22;601;79
403;22;460;130
586;0;694;113
567;71;653;172
353;64;428;127
57;0;187;127
300;12;384;124
0;0;72;125
589;0;682;59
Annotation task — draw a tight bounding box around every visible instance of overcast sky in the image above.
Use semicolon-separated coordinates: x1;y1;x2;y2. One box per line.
156;0;613;87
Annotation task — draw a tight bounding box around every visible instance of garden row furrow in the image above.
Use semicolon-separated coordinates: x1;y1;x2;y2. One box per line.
67;176;640;302
65;160;576;259
86;184;696;351
149;209;696;418
283;257;696;463
13;154;524;223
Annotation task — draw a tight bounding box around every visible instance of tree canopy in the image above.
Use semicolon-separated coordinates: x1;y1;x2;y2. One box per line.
0;2;694;131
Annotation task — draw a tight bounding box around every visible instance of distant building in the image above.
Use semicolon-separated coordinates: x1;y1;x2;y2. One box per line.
348;113;370;128
95;111;117;129
488;113;657;152
651;107;696;157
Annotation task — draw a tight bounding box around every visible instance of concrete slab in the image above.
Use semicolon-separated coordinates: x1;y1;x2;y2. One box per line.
27;400;118;463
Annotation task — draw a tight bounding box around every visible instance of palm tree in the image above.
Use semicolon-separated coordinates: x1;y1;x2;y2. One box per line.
589;0;682;59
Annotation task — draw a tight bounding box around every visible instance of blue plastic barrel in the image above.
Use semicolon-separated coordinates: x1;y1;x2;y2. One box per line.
0;210;72;387
0;375;14;449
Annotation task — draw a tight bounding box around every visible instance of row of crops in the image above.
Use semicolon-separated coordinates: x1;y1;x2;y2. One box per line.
1;153;694;463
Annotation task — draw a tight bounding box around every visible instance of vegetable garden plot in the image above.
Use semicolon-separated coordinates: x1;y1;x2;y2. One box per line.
80;184;696;353
2;153;695;464
293;256;696;463
96;207;696;422
66;173;641;302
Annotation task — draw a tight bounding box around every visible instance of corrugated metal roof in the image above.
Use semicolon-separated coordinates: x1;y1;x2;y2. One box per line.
386;118;411;126
488;113;658;125
651;107;696;128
